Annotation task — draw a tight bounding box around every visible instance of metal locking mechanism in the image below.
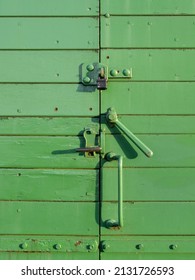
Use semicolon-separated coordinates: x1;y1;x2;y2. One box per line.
97;67;107;90
76;127;105;158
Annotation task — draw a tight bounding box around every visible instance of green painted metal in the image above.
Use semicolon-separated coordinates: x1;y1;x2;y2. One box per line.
0;118;99;135
0;201;98;235
103;168;195;201
106;108;153;157
0;169;98;201
101;0;195;15
0;85;98;116
105;135;195;167
0;136;99;168
102;82;195;114
0;236;98;253
0;18;98;49
102;16;195;48
0;51;98;83
101;237;195;253
0;0;99;16
102;116;195;134
102;50;195;81
1;0;195;260
105;153;123;228
0;252;98;261
101;237;195;260
101;202;195;235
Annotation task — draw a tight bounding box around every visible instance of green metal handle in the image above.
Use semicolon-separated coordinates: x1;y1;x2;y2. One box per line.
106;108;153;158
105;152;123;228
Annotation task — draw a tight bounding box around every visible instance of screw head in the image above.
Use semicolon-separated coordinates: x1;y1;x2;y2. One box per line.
110;69;118;77
83;76;91;84
105;13;110;18
86;64;94;71
123;69;131;77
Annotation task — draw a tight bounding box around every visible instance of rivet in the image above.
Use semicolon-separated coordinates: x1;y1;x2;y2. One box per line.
86;64;94;71
102;243;110;251
136;244;143;250
169;244;177;250
83;76;91;83
20;242;28;249
54;244;62;250
123;69;131;76
110;69;118;76
87;244;94;251
105;13;110;18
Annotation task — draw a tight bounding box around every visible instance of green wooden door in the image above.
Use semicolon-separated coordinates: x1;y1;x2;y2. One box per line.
100;0;195;260
0;0;100;260
2;0;195;261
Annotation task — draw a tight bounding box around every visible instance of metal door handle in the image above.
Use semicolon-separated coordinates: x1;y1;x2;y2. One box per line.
106;108;153;158
105;152;123;228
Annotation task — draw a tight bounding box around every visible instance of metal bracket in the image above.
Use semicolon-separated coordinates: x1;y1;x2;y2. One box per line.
76;127;105;158
82;63;108;89
81;63;132;89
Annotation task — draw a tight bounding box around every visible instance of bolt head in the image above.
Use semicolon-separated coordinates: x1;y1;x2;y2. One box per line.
54;244;62;250
86;64;94;71
123;69;131;77
110;69;118;77
105;13;110;18
83;76;91;84
20;242;28;249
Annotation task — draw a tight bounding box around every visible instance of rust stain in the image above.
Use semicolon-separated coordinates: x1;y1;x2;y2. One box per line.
75;241;82;247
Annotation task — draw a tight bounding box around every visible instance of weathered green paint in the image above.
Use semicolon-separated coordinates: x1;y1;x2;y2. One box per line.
0;169;98;201
1;0;195;260
0;84;98;116
102;50;195;81
101;237;195;260
0;252;98;260
0;51;98;83
102;168;195;201
101;202;195;235
0;201;98;235
101;237;195;253
0;136;99;168
0;117;99;135
102;116;195;134
101;0;195;15
0;18;98;49
0;0;99;16
102;16;195;48
102;253;195;260
0;236;98;253
102;82;195;114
